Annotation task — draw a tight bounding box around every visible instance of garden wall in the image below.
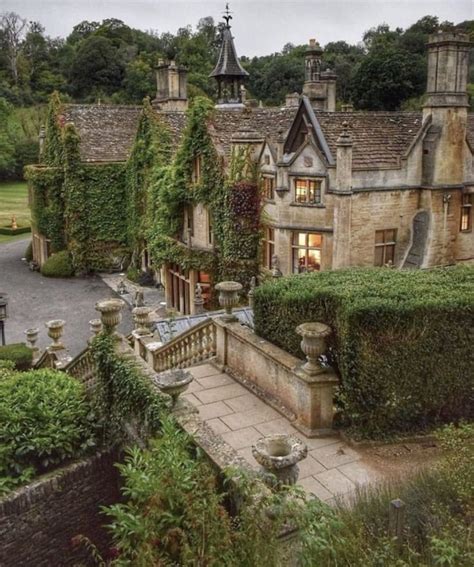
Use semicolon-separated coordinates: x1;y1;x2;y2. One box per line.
0;451;121;567
253;266;474;438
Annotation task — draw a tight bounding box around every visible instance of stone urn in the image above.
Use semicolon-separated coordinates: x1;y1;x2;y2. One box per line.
95;298;124;336
215;281;242;322
24;328;39;356
88;319;102;343
296;322;332;376
252;434;308;489
132;306;153;335
45;319;65;351
154;369;193;407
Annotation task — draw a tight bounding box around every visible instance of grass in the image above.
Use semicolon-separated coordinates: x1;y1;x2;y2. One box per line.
0;181;30;244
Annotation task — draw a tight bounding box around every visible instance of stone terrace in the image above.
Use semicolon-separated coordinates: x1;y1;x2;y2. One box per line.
184;362;379;502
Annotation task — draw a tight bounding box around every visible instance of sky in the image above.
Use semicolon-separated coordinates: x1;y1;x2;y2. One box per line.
2;0;473;56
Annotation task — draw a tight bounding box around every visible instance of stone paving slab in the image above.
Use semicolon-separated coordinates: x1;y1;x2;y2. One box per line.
185;363;380;502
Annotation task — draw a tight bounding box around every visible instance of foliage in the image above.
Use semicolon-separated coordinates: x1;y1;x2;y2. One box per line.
0;368;97;494
40;250;74;277
90;334;167;444
253;266;474;438
104;419;294;566
0;359;16;379
0;343;32;370
25;165;65;251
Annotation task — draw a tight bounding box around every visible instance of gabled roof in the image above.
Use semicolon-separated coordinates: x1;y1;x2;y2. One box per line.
209;26;249;78
63;105;187;163
63;105;142;163
316;110;424;168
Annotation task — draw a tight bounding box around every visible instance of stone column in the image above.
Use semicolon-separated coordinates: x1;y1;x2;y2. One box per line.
295;322;339;435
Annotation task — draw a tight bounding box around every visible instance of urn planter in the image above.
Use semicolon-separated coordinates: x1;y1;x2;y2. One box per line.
132;306;153;335
154;369;193;407
24;327;39;356
95;298;124;336
215;281;242;322
45;319;65;351
88;319;102;343
252;434;308;489
296;322;332;375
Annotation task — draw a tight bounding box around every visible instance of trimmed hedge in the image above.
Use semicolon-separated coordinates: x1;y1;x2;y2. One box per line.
41;250;74;278
0;226;31;236
0;343;32;370
253;266;474;438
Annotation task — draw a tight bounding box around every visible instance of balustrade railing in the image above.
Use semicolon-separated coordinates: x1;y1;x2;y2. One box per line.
152;319;216;373
64;347;97;392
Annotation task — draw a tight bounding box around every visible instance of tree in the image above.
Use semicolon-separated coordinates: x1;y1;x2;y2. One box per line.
0;98;16;178
0;12;27;84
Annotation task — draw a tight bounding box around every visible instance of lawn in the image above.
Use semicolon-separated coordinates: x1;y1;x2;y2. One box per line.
0;181;30;244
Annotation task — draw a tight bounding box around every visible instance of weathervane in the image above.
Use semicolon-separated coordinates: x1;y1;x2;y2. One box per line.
223;3;233;26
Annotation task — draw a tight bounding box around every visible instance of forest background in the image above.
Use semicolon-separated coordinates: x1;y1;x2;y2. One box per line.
0;12;473;180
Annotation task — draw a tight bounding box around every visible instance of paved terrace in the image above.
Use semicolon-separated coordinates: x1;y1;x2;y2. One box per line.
184;362;379;502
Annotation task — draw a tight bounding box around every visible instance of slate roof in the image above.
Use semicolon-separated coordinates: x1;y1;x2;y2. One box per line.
209;26;249;78
63;105;142;163
315;111;424;168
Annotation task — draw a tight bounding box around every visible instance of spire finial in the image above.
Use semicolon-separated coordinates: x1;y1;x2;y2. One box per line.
223;3;233;27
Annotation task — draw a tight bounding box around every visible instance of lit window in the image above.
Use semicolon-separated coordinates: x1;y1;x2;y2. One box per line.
262;176;275;200
374;229;396;266
198;271;212;308
292;232;322;273
192;154;202;183
294;178;322;204
460;194;472;232
262;227;275;269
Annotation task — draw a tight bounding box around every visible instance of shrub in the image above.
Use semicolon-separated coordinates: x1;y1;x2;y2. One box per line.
0;359;15;379
0;368;97;493
41;250;74;277
24;240;33;262
253;266;474;438
0;343;32;370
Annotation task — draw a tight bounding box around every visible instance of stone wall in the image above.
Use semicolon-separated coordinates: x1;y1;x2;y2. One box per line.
0;451;122;567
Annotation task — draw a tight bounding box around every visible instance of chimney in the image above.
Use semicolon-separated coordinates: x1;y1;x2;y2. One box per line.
422;31;472;185
335;121;352;192
302;38;337;112
285;92;300;108
153;60;188;111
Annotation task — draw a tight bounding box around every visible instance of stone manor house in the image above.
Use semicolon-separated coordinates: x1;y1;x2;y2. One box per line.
30;18;474;315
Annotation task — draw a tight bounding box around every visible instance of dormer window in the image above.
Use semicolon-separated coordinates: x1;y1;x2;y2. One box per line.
295;178;321;204
192;154;202;184
262;176;275;200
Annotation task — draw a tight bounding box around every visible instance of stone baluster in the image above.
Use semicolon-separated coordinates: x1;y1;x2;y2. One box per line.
215;281;243;323
95;298;124;339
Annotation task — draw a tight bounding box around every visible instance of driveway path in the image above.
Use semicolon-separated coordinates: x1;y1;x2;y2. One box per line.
0;238;133;357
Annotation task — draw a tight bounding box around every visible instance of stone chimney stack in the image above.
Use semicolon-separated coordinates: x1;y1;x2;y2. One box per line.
302;38;337;112
335;122;352;192
422;31;472;185
153;60;188;111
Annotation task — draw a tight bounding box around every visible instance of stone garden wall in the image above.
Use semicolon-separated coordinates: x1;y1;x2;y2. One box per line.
0;451;121;567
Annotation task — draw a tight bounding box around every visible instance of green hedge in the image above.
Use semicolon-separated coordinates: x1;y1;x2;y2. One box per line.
253;266;474;438
0;343;32;370
41;250;74;277
0;226;31;236
0;368;97;493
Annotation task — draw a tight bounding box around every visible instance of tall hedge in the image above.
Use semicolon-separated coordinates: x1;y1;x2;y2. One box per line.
253;266;474;438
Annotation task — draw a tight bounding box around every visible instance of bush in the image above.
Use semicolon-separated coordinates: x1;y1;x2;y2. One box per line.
0;226;31;235
24;240;33;262
41;250;74;277
253;266;474;438
0;343;32;370
0;360;15;379
0;368;97;493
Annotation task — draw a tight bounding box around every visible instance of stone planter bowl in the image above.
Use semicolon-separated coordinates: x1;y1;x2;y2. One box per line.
154;369;193;406
252;434;308;488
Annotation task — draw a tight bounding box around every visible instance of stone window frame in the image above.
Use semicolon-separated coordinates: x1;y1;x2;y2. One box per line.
262;226;275;269
207;209;214;246
192;154;203;184
460;194;472;232
291;232;322;274
262;175;276;200
374;229;397;267
293;177;323;205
